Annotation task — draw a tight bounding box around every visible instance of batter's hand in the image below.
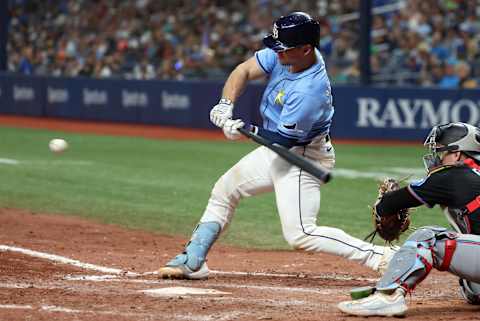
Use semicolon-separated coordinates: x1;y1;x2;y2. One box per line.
210;99;234;128
223;119;244;140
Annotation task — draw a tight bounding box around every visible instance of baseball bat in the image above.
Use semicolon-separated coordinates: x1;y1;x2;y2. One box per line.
238;127;332;183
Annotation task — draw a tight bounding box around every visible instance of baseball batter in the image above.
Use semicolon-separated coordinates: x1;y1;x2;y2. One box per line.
158;12;394;280
338;122;480;317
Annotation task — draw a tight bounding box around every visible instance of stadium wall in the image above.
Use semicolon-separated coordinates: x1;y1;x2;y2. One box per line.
0;73;479;140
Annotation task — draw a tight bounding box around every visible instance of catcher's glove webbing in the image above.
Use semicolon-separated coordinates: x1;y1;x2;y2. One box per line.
365;178;411;243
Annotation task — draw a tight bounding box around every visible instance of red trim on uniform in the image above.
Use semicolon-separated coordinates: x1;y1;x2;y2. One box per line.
466;196;480;213
464;158;480;171
464;157;480;213
403;254;434;291
437;239;457;271
418;254;433;274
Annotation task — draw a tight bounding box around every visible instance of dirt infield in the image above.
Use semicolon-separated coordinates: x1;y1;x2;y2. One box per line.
0;209;477;321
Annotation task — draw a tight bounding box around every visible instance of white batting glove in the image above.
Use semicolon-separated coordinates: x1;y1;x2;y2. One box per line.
210;98;234;128
223;119;245;140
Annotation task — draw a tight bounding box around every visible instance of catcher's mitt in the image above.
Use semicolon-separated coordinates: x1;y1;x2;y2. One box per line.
365;178;411;243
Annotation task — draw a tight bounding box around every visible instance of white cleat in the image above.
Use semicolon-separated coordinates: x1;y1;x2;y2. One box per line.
338;288;408;317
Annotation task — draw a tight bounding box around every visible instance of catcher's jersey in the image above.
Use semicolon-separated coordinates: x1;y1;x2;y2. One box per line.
254;48;334;144
408;161;480;234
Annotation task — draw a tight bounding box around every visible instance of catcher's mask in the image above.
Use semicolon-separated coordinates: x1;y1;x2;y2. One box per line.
423;122;480;171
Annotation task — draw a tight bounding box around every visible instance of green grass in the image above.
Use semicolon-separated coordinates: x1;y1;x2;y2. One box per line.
0;126;448;249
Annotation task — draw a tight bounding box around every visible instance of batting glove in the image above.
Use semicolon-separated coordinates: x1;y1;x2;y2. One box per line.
223;119;244;140
210;98;234;128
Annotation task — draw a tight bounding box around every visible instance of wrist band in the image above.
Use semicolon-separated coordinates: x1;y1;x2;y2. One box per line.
219;98;233;106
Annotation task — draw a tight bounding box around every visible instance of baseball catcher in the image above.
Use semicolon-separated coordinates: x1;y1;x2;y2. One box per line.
338;122;480;317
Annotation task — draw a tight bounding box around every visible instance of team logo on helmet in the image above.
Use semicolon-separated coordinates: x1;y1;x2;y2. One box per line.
272;24;279;39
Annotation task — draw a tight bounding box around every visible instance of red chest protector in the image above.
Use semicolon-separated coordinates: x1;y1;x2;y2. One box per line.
463;159;480;215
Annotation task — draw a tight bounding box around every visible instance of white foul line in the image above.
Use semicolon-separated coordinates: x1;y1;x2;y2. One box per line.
0;158;19;165
210;269;377;282
0;245;137;276
0;304;33;310
0;244;377;283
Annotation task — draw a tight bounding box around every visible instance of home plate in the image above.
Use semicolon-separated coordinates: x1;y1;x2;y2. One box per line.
141;287;230;297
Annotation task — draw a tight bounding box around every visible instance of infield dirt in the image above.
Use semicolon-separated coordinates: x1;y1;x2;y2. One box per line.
0;209;477;321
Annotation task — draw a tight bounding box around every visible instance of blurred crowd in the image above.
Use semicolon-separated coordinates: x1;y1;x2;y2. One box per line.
7;0;480;88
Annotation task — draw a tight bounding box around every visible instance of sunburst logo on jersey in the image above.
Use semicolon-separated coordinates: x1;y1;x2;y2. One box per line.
274;89;285;106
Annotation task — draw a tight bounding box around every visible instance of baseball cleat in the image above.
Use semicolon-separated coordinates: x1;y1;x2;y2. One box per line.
338;288;407;317
158;262;209;280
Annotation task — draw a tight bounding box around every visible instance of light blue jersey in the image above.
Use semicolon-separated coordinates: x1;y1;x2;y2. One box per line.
254;48;334;144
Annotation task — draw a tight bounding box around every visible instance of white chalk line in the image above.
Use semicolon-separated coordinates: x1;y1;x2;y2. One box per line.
0;158;95;166
0;282;33;289
13;278;454;304
0;245;138;276
0;304;33;309
0;244;373;297
334;167;423;182
63;276;346;295
0;158;19;165
210;269;377;282
141;287;230;296
1;244;377;283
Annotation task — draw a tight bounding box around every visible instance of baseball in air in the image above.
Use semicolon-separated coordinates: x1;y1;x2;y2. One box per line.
49;138;68;153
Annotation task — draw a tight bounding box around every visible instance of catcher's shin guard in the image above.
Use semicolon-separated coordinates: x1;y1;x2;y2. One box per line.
161;222;221;279
377;227;443;291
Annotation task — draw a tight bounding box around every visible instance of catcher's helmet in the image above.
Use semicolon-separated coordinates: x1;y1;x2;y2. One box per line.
263;12;320;52
423;122;480;169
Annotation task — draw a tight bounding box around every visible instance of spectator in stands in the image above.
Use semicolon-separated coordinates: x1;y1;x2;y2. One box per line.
5;0;479;88
438;58;460;88
456;61;478;89
18;46;34;75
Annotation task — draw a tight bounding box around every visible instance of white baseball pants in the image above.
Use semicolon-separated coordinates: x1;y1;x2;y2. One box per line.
200;134;387;270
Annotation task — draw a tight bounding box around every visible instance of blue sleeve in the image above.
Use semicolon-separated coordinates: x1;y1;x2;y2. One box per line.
254;48;277;74
277;92;323;139
242;123;298;148
257;127;297;148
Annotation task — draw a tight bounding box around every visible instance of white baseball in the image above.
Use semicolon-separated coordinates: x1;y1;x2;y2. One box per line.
49;138;68;153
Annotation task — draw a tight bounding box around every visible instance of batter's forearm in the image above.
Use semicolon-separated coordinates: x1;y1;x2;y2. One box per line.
221;66;249;102
221;57;265;102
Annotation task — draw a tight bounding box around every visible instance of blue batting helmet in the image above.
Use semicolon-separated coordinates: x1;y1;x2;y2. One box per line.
263;12;320;52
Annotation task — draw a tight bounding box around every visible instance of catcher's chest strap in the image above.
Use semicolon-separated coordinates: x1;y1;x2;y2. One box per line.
437;239;457;271
466;196;480;214
464;158;480;171
463;159;480;214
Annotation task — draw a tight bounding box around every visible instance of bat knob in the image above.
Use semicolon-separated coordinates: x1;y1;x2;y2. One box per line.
323;173;332;183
